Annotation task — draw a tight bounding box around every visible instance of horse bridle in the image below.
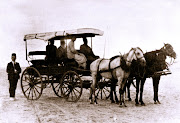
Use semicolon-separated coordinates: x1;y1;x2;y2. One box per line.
126;48;144;63
162;44;176;65
127;48;145;78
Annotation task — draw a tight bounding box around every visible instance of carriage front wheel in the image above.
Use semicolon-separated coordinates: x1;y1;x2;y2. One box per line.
60;71;83;102
21;67;43;100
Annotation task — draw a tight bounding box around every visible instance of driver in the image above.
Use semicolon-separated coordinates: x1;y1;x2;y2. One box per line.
80;37;99;69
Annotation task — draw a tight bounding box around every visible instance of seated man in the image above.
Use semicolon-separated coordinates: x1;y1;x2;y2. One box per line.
46;39;57;66
57;39;67;62
80;37;99;68
67;36;87;69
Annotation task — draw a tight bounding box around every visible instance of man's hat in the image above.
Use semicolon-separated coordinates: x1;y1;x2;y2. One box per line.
12;53;16;57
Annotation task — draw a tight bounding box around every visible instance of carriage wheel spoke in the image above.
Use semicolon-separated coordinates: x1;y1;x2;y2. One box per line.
34;86;40;95
57;86;61;94
104;87;110;92
72;89;78;99
34;85;42;89
22;84;29;87
74;88;81;94
31;88;34;99
55;83;60;89
27;88;32;99
71;92;74;101
102;89;107;97
24;86;31;93
63;88;70;95
24;76;31;83
33;88;38;99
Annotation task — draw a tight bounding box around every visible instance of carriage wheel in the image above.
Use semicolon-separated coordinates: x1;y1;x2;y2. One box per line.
21;67;43;100
96;81;111;100
60;71;83;102
51;75;63;98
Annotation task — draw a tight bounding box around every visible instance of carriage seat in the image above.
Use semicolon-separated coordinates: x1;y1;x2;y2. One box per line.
29;51;46;56
28;51;47;66
30;59;47;67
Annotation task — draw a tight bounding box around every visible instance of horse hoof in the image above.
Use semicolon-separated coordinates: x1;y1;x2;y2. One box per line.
90;100;94;104
90;102;94;104
111;100;115;103
135;103;139;106
116;101;120;104
157;100;161;104
128;98;132;101
141;103;145;106
154;101;157;104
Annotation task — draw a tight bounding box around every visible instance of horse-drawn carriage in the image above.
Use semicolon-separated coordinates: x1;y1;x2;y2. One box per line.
21;28;112;102
21;28;176;106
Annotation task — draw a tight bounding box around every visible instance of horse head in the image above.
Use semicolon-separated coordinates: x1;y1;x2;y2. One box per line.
162;43;176;59
127;47;146;67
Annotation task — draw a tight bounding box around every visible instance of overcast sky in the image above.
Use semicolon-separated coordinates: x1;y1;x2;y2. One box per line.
0;0;179;68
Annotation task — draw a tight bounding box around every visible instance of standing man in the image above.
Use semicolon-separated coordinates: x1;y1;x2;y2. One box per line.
6;53;21;101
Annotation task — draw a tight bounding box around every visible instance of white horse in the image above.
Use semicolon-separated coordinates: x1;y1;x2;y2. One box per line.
89;47;146;106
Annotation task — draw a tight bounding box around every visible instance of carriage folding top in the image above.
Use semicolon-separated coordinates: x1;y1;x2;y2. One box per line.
24;28;104;41
24;28;104;60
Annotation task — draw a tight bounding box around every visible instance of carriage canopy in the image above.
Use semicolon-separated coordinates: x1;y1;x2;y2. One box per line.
24;28;104;41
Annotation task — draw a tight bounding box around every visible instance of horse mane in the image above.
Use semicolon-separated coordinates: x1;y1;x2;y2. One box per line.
137;47;144;54
120;55;130;72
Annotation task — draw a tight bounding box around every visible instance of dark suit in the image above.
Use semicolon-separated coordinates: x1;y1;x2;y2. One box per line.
6;62;21;97
80;44;99;69
46;44;57;65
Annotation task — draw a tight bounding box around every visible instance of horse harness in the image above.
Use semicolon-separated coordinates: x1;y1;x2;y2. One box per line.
97;55;130;80
96;48;145;80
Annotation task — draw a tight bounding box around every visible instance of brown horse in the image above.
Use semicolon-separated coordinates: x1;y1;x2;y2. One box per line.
127;43;176;105
89;47;146;106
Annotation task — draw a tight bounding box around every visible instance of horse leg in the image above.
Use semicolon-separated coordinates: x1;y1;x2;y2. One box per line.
119;78;127;107
127;78;132;101
112;82;119;103
135;78;140;105
139;77;146;106
110;85;115;103
153;76;161;104
89;74;97;104
114;88;119;103
118;77;123;106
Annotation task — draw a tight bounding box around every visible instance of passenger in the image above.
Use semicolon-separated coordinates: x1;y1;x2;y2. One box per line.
67;36;87;69
57;39;67;61
46;39;57;66
80;37;99;68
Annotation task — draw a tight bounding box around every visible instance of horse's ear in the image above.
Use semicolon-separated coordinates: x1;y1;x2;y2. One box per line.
119;52;122;56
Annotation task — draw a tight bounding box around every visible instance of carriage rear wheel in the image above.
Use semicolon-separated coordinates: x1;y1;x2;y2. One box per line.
60;71;83;102
21;67;43;100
